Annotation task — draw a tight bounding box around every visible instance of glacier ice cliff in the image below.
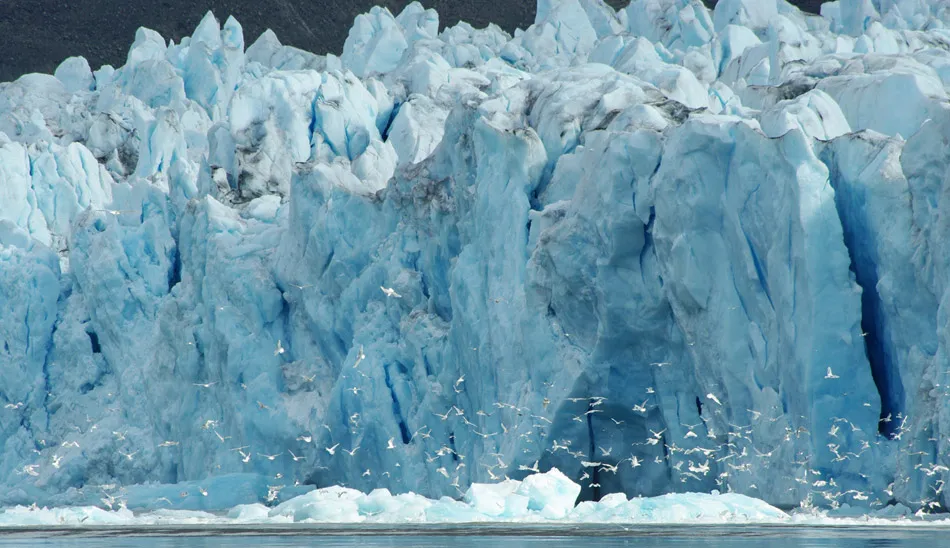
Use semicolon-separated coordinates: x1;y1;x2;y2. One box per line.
3;0;950;514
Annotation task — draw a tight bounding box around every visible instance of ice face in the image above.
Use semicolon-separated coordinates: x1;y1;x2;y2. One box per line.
2;0;950;516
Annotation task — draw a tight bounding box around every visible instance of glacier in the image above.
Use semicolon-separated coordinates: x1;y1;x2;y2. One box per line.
3;0;950;520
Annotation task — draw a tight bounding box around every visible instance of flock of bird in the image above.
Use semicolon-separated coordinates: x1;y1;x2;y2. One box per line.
4;285;948;517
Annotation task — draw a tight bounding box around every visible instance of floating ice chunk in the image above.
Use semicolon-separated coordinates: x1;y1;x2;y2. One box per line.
514;468;581;519
0;485;792;526
227;503;274;522
424;497;493;523
360;489;432;522
0;505;135;526
568;492;788;523
269;485;365;522
463;479;524;517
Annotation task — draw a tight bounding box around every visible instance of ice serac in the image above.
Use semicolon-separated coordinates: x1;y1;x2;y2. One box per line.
4;0;950;517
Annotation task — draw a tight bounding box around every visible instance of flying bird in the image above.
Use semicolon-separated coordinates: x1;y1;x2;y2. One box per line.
353;345;366;368
519;460;540;473
380;286;402;298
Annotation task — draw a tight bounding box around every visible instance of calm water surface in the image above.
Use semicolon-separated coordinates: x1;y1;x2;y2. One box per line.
0;525;945;547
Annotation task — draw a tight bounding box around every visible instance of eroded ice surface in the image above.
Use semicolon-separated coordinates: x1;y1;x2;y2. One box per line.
3;0;950;518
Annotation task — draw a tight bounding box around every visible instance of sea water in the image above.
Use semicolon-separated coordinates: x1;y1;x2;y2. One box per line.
0;525;942;547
